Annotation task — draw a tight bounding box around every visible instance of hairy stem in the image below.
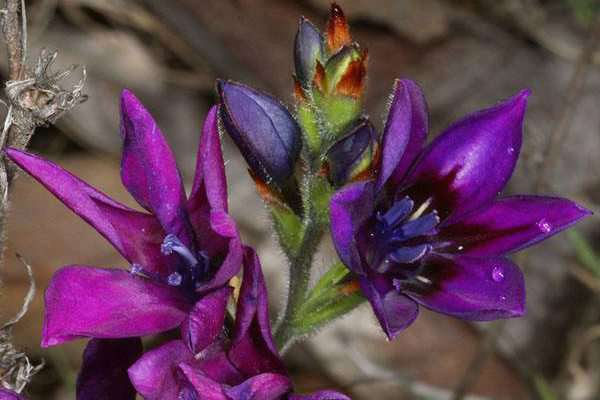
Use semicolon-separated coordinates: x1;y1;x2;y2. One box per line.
274;173;325;352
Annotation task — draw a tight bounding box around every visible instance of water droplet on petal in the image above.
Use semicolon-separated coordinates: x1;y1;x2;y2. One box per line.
130;264;143;275
537;218;552;233
457;245;464;251
507;147;515;155
499;295;507;302
167;272;183;286
492;266;505;282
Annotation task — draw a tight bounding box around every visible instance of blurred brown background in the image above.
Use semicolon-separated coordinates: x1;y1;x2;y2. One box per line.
1;0;600;399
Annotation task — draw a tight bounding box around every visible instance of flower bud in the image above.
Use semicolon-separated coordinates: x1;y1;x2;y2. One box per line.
218;80;302;192
326;118;376;185
294;17;326;86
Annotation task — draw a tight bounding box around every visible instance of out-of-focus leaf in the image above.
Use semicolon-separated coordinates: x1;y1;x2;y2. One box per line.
568;230;600;278
566;0;600;26
534;375;558;400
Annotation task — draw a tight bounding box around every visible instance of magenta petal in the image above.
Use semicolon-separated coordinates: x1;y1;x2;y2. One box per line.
377;79;428;191
128;340;193;400
225;373;292;400
330;181;375;274
181;286;232;354
404;90;530;223
5;149;167;270
229;247;285;376
405;255;525;320
190;105;228;212
359;276;419;340
201;234;243;293
178;363;227;400
120;90;193;245
76;338;142;400
0;389;25;400
290;391;351;400
439;195;592;256
42;266;191;347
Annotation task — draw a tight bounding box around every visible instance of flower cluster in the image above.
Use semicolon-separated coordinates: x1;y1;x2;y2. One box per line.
3;3;591;399
6;92;348;399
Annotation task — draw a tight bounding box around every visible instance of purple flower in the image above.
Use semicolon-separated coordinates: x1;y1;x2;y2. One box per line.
330;79;591;339
6;91;243;398
0;389;25;400
128;247;349;400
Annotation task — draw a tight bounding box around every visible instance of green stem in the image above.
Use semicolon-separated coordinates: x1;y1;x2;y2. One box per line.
274;175;324;351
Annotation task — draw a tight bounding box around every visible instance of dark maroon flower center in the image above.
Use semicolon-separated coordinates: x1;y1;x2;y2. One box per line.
369;196;439;276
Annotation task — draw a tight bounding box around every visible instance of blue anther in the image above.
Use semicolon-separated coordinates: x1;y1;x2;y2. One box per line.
161;234;198;267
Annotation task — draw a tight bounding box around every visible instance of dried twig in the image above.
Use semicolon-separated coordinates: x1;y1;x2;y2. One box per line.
0;255;43;393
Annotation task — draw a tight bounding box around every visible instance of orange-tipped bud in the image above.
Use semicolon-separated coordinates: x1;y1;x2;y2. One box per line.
293;77;307;101
313;61;327;92
335;49;368;98
326;3;351;52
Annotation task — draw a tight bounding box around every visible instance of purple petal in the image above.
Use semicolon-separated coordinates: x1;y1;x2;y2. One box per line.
187;107;238;258
359;276;419;340
6;148;168;274
0;389;25;400
229;247;285;376
294;17;325;84
329;181;375;274
199;233;243;293
128;340;193;400
225;373;292;400
178;363;227;400
403;255;525;320
76;338;142;400
120;90;193;246
403;90;530;223
42;266;191;347
439;195;592;256
190;105;228;211
377;79;428;191
290;390;351;400
218;80;301;189
181;286;232;354
326;119;376;185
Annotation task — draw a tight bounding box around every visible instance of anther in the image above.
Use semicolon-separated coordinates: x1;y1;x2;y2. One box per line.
161;234;198;267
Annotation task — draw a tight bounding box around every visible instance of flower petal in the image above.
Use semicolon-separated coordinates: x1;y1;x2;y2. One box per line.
120;90;193;245
224;373;292;400
76;338;142;400
403;255;525;320
404;90;530;223
128;340;192;400
200;232;243;293
228;247;285;376
42;266;191;347
359;275;419;340
5;148;167;273
377;79;428;191
181;286;232;354
439;195;592;256
218;80;302;190
178;363;228;400
330;181;375;274
0;389;25;400
290;390;351;400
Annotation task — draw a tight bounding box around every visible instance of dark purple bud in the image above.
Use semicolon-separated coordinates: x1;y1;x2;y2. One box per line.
326;119;376;185
295;17;325;85
218;80;302;191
